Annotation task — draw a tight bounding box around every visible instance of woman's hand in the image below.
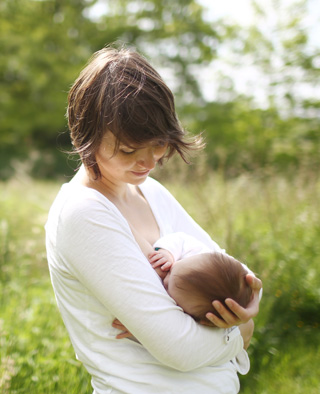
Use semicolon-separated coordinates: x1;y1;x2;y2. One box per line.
112;319;134;339
205;274;262;328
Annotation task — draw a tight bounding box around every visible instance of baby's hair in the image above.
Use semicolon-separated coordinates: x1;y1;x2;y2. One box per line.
67;45;203;178
174;253;252;322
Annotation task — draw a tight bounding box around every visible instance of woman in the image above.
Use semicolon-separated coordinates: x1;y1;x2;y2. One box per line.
45;46;262;394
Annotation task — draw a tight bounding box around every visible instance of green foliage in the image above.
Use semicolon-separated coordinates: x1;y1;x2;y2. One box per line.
1;172;319;393
183;99;320;176
242;338;320;394
0;0;94;142
1;0;319;179
0;0;220;179
0;180;91;393
163;170;320;393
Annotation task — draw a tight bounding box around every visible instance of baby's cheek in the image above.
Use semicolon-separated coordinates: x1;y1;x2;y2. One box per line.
163;272;171;290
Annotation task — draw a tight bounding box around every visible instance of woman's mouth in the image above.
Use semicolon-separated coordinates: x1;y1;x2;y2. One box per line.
131;170;150;177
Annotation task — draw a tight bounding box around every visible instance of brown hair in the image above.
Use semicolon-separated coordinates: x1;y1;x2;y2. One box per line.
175;253;252;322
67;46;202;178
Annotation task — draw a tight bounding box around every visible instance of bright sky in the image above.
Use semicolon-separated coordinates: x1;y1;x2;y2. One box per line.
198;0;255;25
195;0;320;108
198;0;320;46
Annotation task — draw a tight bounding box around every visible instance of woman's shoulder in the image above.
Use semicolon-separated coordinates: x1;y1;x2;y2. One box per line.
48;182;119;230
60;182;113;208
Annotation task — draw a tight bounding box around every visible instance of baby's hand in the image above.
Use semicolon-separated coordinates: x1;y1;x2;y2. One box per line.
148;249;175;271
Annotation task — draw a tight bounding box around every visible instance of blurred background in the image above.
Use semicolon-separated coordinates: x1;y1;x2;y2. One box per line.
1;0;319;393
1;0;319;179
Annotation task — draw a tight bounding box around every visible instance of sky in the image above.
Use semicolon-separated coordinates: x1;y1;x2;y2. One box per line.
198;0;255;24
198;0;320;47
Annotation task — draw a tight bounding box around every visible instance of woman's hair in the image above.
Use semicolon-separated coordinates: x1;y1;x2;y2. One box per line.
175;253;252;322
67;46;202;178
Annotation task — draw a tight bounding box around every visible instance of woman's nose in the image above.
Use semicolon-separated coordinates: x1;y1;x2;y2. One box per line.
137;148;157;169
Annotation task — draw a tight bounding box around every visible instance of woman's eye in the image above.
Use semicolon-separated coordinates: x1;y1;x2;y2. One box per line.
120;149;136;155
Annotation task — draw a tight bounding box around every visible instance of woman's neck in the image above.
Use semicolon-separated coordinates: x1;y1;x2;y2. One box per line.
79;166;131;203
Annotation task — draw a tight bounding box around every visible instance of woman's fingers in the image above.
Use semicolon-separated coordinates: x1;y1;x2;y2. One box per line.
225;295;259;322
227;274;262;320
206;274;263;328
246;274;262;293
206;301;240;328
112;319;126;330
112;319;134;339
204;312;229;328
115;330;133;339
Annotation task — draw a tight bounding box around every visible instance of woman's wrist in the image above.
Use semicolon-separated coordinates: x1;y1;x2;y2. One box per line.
238;319;254;349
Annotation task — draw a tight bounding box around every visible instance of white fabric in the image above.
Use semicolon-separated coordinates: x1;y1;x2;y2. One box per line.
45;172;244;394
154;232;250;376
154;231;224;261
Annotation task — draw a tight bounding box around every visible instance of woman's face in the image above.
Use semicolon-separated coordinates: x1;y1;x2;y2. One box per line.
95;132;168;186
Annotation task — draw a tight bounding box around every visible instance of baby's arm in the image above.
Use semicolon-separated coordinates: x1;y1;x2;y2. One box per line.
149;232;186;273
149;231;204;274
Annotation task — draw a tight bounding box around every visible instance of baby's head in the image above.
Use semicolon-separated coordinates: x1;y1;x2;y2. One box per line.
164;252;252;323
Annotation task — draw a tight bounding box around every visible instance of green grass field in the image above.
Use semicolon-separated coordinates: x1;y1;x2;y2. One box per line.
1;172;319;393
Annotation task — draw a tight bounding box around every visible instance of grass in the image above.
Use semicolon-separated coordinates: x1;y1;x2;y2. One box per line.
0;178;91;393
1;170;319;393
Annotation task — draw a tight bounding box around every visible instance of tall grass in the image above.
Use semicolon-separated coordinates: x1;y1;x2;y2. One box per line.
0;179;91;393
1;172;319;393
167;170;320;393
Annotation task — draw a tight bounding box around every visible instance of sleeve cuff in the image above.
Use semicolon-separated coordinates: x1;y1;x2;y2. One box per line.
231;349;250;375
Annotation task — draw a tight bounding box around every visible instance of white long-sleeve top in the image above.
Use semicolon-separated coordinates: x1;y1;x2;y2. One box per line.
45;172;244;394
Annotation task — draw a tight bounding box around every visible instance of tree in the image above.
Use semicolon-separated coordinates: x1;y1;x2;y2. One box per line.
89;0;220;104
1;0;319;178
187;0;320;175
0;0;222;178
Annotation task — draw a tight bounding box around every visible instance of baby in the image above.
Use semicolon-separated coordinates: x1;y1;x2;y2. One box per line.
149;232;253;323
123;230;254;372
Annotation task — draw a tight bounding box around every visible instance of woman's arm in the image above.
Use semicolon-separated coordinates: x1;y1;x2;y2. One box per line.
57;194;243;372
